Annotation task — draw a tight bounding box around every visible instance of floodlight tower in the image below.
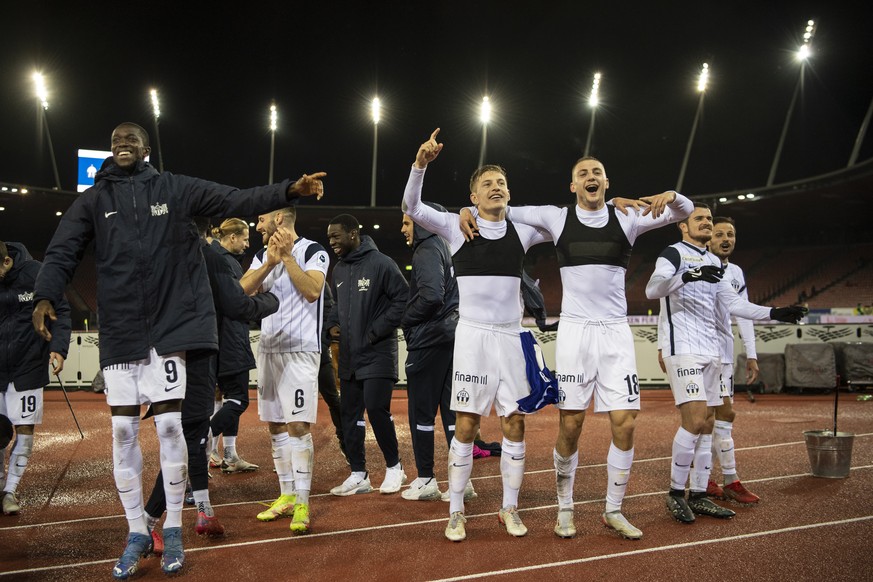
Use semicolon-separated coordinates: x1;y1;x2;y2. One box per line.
676;63;709;192
583;72;601;157
371;97;381;207
768;19;816;186
477;96;491;168
32;72;61;190
268;103;277;184
150;89;164;172
848;96;873;167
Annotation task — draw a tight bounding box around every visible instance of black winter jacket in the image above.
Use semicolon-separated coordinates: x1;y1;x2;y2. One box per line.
1;243;71;391
401;213;459;350
325;236;408;381
34;159;295;367
205;240;279;376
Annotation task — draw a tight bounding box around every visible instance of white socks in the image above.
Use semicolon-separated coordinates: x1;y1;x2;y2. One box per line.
671;427;699;492
290;433;314;505
605;442;634;513
690;434;713;493
713;420;738;483
447;438;473;514
500;438;525;509
154;412;187;529
271;432;295;496
5;434;33;494
553;449;578;510
112;416;147;535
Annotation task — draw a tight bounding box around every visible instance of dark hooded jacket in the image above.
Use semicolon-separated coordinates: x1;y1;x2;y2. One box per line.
205;239;279;376
325;236;408;381
401;204;459;350
1;242;71;391
34;158;295;367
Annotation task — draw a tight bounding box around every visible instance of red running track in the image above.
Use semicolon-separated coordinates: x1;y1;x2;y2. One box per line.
1;389;871;581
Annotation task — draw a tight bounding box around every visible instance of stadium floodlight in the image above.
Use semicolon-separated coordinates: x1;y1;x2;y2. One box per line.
769;19;815;185
33;73;49;110
584;72;601;156
149;89;164;172
32;72;61;190
268;103;277;184
371;97;381;206
797;20;816;61
478;96;491;167
697;63;710;92
676;63;710;192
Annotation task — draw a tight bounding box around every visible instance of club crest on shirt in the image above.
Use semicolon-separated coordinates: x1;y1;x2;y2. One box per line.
557;389;566;403
18;291;34;303
456;390;470;405
151;202;169;216
731;278;741;292
357;277;370;292
685;382;700;396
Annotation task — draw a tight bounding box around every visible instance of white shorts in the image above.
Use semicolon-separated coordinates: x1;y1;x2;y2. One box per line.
104;348;187;407
450;319;529;418
555;318;641;413
719;363;734;402
257;351;319;424
1;384;44;425
664;354;721;407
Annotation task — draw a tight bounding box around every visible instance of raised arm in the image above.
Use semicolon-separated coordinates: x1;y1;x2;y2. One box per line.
403;129;465;246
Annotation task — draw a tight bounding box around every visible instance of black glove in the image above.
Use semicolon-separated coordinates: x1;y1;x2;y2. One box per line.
770;306;808;323
536;318;559;332
681;265;723;284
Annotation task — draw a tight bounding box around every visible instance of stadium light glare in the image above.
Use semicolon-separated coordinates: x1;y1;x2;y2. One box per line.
150;89;161;118
478;96;491;167
588;72;601;107
746;193;756;199
32;72;61;189
738;194;746;200
797;19;815;61
371;97;381;125
370;97;381;206
33;72;49;110
268;103;278;184
373;224;380;230
480;96;491;124
697;63;710;92
719;197;728;203
149;89;165;171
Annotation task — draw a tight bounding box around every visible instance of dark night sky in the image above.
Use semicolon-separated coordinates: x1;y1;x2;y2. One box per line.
2;1;873;210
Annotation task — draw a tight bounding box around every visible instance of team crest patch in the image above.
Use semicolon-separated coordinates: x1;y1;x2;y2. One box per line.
685;382;700;397
456;390;470;405
557;389;566;403
357;277;370;292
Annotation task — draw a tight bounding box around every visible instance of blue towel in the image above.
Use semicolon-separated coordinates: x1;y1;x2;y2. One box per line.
516;331;560;413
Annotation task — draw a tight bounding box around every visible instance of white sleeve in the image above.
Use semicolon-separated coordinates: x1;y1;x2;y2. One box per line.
646;256;684;299
505;205;565;242
718;280;771;321
403;165;465;247
735;275;758;359
628;192;695;242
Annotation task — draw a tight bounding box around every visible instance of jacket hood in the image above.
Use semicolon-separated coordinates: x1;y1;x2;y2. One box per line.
3;242;32;283
412;202;447;247
96;157;159;183
340;235;379;264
